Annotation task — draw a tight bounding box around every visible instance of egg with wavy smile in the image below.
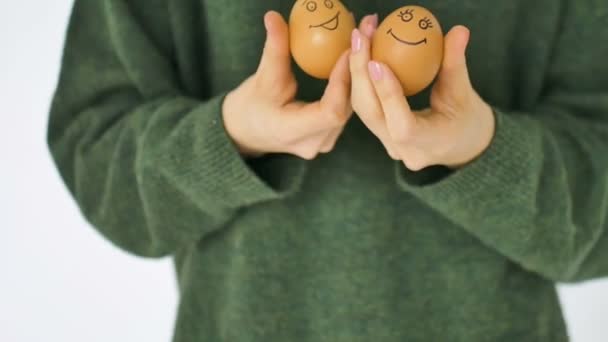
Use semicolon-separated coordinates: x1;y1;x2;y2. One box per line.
290;0;355;79
372;6;444;96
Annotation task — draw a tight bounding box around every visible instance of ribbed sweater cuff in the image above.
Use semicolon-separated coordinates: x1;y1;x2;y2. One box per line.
395;108;540;204
180;94;307;210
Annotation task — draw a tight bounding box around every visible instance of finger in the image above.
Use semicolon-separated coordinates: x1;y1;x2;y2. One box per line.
349;27;383;128
368;61;421;143
349;28;379;122
358;14;378;38
275;48;351;139
349;28;399;158
435;25;472;98
257;11;291;85
320;49;353;126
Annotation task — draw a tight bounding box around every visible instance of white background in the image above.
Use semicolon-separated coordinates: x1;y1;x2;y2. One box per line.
1;2;607;341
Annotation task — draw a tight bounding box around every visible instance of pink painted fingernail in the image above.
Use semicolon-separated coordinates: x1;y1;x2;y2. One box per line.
351;29;361;52
369;61;383;81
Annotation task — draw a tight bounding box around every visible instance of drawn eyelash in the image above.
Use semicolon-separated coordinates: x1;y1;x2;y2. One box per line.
398;8;414;22
419;17;433;29
399;9;414;17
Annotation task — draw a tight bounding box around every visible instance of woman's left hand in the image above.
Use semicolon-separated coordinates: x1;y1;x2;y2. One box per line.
350;15;496;170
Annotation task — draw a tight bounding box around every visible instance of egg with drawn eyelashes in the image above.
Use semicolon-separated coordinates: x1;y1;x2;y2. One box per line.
372;6;444;96
289;0;356;79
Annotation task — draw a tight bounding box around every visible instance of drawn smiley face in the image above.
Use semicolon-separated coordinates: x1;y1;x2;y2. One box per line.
295;0;345;31
289;0;355;79
372;6;444;96
385;6;441;46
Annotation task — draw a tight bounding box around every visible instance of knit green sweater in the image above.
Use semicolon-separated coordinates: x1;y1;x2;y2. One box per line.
48;1;608;341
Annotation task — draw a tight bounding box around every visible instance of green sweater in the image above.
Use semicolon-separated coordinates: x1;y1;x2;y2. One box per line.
48;1;608;341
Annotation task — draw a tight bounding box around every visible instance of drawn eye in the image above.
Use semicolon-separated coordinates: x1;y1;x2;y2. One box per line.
398;9;414;22
419;17;433;30
324;0;334;9
306;1;317;12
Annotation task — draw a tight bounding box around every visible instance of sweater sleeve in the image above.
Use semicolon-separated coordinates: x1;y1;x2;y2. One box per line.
395;4;608;283
47;1;306;257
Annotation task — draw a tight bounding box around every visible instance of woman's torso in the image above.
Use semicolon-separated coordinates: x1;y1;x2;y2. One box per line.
169;1;568;341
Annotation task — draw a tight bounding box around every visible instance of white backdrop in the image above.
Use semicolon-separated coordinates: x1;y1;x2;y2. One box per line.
1;2;607;341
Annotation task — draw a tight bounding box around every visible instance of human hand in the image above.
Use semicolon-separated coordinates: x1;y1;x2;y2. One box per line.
349;16;495;170
222;11;353;159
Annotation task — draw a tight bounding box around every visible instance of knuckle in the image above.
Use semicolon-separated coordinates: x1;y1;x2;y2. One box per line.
381;87;403;104
320;139;338;153
294;146;319;160
254;74;297;101
349;56;368;76
319;144;333;153
254;70;273;86
431;143;451;161
350;100;364;115
403;158;427;171
327;110;347;127
354;105;383;123
387;150;401;160
284;79;298;98
350;95;379;118
390;126;413;144
272;127;295;145
252;75;265;91
370;110;385;121
383;143;400;160
393;132;410;144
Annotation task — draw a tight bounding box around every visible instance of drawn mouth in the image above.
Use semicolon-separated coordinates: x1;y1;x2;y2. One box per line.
309;11;340;31
387;28;427;45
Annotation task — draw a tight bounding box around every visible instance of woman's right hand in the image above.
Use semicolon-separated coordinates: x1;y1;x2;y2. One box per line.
222;11;353;159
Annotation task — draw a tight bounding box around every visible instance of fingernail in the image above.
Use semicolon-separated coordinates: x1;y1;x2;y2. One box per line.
370;13;378;29
364;22;377;38
368;61;383;81
351;29;361;53
361;16;377;38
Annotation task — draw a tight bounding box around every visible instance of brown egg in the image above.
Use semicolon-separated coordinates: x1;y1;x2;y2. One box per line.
289;0;355;79
372;6;444;96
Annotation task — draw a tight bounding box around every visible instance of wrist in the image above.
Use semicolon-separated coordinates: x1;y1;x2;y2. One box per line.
221;90;264;158
473;101;496;163
446;100;495;170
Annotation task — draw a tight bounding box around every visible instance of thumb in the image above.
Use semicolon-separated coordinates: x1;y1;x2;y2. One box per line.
257;11;292;82
435;25;472;95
